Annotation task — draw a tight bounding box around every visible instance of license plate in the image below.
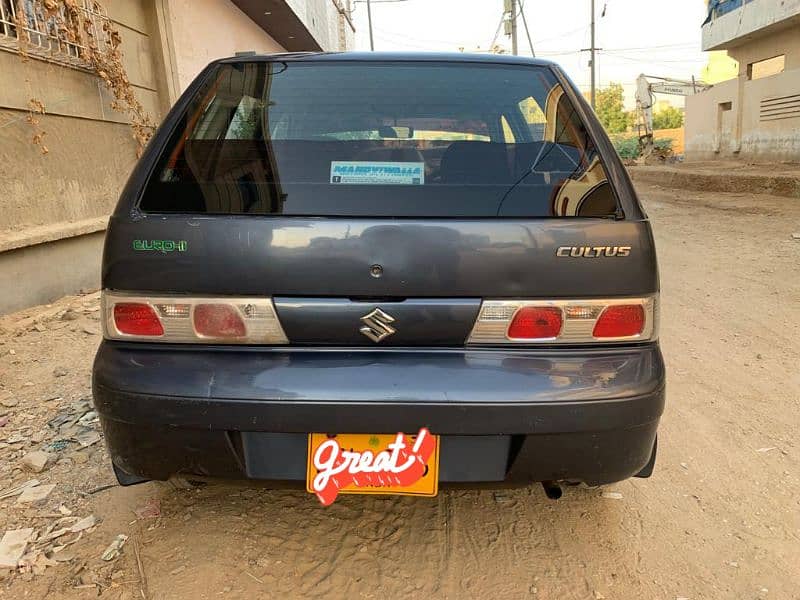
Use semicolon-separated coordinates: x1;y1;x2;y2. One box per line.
306;432;439;502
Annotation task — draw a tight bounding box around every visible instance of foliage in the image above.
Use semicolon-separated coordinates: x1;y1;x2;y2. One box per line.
612;137;640;159
612;135;673;159
13;0;154;155
625;110;638;131
26;98;48;154
652;105;685;130
595;83;628;134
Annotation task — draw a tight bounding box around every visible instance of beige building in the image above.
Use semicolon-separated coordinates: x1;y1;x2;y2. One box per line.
685;0;800;161
0;0;354;314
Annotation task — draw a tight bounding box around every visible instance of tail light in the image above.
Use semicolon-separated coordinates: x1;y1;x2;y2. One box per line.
102;292;288;344
113;303;164;337
507;306;563;340
468;296;657;345
592;304;645;338
193;304;247;338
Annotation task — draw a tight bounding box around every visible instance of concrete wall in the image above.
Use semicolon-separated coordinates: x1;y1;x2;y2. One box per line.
686;18;800;161
686;73;800;160
286;0;354;52
0;232;105;315
686;78;739;157
0;0;328;314
703;0;800;51
0;2;162;235
164;0;284;93
740;69;800;158
726;26;800;72
0;2;160;313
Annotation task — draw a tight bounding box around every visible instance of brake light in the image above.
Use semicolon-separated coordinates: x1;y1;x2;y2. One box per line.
592;305;645;338
194;304;246;338
467;296;657;345
113;303;164;336
508;306;563;340
102;292;288;345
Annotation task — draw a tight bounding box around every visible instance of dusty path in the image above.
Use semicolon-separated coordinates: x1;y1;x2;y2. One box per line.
1;181;798;599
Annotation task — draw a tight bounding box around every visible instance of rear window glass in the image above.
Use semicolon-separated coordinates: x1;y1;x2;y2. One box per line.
140;61;617;218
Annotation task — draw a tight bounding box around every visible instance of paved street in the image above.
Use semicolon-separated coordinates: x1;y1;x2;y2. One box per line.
1;180;798;599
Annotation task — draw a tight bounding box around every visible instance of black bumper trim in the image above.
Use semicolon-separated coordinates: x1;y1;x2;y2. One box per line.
93;342;665;484
94;382;664;435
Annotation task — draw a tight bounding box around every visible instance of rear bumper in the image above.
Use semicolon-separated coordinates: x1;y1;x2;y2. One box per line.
93;342;665;486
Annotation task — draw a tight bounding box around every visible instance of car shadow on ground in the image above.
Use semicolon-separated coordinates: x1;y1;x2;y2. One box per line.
90;477;625;598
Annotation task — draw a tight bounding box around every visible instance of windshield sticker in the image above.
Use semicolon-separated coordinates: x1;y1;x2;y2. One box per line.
330;161;424;185
133;240;187;253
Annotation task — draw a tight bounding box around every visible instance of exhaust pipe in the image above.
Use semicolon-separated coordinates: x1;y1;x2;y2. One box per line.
542;481;563;500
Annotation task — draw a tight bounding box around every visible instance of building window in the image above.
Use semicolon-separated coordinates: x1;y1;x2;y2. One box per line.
747;55;785;80
0;0;110;68
709;0;756;20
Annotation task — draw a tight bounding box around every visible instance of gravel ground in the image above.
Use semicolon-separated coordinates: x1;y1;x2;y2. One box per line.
0;181;798;599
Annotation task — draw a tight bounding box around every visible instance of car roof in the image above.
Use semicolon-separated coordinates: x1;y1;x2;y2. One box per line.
216;51;558;68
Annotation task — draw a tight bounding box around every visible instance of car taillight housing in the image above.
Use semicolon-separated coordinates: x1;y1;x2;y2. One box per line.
507;306;563;340
102;292;288;344
592;304;645;338
113;303;164;337
468;296;657;345
193;304;247;338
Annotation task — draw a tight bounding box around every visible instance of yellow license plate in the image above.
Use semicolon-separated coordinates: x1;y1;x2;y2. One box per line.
306;432;439;499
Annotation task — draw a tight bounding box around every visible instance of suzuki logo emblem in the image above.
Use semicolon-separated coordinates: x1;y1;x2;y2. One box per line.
360;308;396;343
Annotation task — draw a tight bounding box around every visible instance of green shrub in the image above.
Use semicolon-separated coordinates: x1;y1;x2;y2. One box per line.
611;136;673;159
613;137;640;159
653;106;684;129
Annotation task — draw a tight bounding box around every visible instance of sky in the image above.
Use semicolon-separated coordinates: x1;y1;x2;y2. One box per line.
348;0;710;108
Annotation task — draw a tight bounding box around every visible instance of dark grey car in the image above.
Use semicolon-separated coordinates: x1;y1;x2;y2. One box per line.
93;52;664;501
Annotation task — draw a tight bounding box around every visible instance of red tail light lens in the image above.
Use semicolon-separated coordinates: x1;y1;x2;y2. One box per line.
113;303;164;336
469;297;656;345
593;305;645;338
103;293;288;344
193;304;246;338
508;306;563;339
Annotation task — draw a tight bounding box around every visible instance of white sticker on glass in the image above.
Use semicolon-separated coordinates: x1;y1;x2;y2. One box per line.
330;161;425;185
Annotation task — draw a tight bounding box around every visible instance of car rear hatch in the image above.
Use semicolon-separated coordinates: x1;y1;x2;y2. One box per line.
103;57;658;348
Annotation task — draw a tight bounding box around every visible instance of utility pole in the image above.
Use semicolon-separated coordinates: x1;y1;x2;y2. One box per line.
366;0;374;51
504;0;518;55
511;0;518;56
590;0;596;108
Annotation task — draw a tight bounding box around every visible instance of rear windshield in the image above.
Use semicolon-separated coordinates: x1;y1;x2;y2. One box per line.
140;61;618;218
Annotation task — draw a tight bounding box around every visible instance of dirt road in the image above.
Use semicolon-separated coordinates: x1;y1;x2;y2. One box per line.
1;181;798;599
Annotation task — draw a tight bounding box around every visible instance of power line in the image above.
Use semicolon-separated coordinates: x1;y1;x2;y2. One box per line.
489;13;505;50
604;53;704;65
535;25;590;45
354;0;415;50
373;26;474;49
519;0;535;57
604;42;699;51
537;47;700;57
537;49;585;56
